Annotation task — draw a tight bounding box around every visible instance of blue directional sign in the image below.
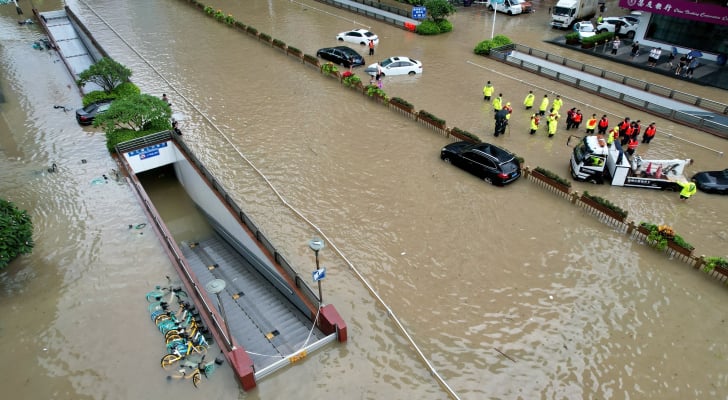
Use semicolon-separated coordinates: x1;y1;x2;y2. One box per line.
412;6;426;20
312;267;326;282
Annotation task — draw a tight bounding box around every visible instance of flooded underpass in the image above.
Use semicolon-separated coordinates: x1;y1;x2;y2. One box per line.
2;0;727;398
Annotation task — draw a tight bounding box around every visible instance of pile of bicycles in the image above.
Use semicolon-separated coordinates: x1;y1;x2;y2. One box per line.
146;276;224;387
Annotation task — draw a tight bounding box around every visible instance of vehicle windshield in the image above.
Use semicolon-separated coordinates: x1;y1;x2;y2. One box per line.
579;25;595;32
573;141;591;163
553;6;572;16
380;58;394;67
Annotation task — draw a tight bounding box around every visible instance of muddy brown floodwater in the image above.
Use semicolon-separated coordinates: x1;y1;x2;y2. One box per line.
2;0;727;399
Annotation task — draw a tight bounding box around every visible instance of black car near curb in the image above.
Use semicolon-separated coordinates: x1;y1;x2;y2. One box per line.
440;141;521;186
75;100;112;125
316;46;365;68
692;169;728;194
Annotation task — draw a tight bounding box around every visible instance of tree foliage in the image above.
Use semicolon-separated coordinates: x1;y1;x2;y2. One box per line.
424;0;455;22
94;93;172;133
77;57;132;93
0;198;34;269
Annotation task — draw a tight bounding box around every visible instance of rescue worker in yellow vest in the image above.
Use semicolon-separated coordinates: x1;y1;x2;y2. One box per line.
675;180;697;200
552;95;564;113
585;114;598;134
607;126;619;146
547;110;559;138
483;81;494;101
523;90;535;110
538;94;549;116
492;93;503;112
529;114;540;135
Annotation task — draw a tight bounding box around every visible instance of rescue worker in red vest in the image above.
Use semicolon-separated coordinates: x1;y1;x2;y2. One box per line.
626;136;639;156
621;121;634;146
597;114;609;135
585;113;598;134
642;122;657;143
529;114;540;135
618;117;631;145
675;179;697;200
573;110;583;130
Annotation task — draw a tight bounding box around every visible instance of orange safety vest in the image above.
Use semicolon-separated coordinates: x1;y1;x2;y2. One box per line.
644;125;656;137
586;117;597;129
598;118;609;128
573;113;583;123
628;138;639;150
369;40;374;49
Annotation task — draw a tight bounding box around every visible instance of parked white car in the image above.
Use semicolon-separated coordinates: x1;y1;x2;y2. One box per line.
573;21;596;41
365;56;423;77
488;0;523;15
596;17;637;39
336;29;379;46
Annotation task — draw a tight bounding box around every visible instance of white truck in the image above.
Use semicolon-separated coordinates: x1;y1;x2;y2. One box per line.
568;135;692;190
550;0;598;28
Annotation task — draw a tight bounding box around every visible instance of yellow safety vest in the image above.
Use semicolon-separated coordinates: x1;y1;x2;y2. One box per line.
679;182;697;197
530;117;539;130
483;85;494;97
524;94;535;107
586;118;597;130
539;97;549;112
552;98;563;112
492;97;502;111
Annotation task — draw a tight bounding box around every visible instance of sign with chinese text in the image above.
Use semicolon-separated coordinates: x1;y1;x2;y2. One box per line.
620;0;728;26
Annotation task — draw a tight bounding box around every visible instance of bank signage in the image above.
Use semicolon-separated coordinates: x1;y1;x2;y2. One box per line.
620;0;728;26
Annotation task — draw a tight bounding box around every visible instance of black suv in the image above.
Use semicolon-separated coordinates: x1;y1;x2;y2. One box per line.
316;46;365;68
440;141;521;186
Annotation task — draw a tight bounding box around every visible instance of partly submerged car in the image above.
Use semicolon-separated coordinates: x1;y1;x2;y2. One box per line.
692;169;728;194
75;100;112;125
440;141;521;186
336;29;379;46
364;56;423;77
316;46;365;68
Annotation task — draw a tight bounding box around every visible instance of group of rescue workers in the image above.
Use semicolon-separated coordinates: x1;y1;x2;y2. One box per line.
482;81;696;200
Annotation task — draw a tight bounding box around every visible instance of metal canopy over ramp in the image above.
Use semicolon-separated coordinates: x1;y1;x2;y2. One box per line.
180;231;329;372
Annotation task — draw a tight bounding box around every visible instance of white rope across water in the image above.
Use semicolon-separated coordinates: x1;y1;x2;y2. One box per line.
77;1;460;398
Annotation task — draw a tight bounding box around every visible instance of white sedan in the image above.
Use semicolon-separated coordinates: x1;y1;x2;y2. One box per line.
573;21;596;41
596;17;637;39
336;29;379;46
365;56;423;77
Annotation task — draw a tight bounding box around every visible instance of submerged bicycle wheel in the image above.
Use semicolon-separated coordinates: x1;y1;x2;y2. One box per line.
161;354;181;370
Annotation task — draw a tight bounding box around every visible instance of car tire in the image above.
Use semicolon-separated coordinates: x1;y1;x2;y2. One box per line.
507;11;512;15
360;42;366;45
337;38;343;41
484;176;493;185
626;31;635;39
598;29;607;34
442;157;451;163
408;71;416;76
587;178;599;184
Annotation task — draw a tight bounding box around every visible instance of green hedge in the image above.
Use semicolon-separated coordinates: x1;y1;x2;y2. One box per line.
416;20;441;35
473;34;512;56
436;20;453;33
534;166;571;187
582;31;614;45
82;82;141;107
0;198;34;269
582;191;628;219
418;110;445;125
450;127;481;143
390;97;414;110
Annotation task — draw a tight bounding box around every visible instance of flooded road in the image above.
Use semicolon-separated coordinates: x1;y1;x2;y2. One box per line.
2;0;727;399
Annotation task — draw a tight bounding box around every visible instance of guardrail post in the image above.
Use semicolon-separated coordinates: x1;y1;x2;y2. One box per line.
694;255;705;270
570;192;579;204
626;220;635;234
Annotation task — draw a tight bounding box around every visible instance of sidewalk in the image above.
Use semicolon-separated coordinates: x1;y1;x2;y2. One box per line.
549;37;728;91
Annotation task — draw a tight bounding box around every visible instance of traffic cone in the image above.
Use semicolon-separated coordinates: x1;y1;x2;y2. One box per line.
655;165;663;179
645;162;652;175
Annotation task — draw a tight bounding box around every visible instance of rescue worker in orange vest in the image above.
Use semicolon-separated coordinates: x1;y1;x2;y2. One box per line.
626;136;639;156
597;114;609;135
585;113;598;134
642;122;657;143
573;110;583;130
621;119;634;146
529;114;540;135
618;117;631;142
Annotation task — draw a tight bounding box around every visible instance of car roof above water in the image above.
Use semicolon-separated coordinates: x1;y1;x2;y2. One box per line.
472;143;513;162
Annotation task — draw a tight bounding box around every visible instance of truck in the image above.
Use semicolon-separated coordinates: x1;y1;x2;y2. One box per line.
550;0;598;29
568;135;692;190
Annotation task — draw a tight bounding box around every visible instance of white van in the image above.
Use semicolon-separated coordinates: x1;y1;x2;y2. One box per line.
489;0;523;15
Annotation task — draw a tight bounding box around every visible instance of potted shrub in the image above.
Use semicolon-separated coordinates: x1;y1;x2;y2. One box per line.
389;97;414;113
565;31;580;45
531;167;572;193
449;127;481;143
580;191;628;221
417;110;446;129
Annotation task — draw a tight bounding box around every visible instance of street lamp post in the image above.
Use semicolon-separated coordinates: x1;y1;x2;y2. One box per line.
308;237;325;304
205;278;235;350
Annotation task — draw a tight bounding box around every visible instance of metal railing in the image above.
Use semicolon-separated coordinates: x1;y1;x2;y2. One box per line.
490;44;728;138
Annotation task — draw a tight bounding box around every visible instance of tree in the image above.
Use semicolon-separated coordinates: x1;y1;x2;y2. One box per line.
94;93;172;133
424;0;455;22
77;57;132;93
0;198;34;269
